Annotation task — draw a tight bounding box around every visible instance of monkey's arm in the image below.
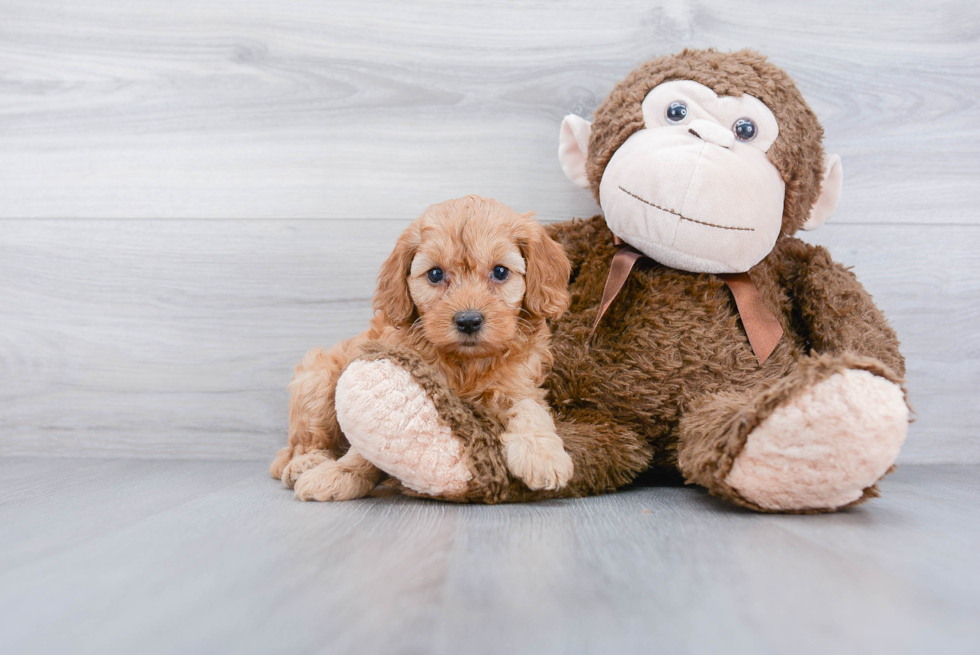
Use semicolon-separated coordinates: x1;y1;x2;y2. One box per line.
785;240;905;377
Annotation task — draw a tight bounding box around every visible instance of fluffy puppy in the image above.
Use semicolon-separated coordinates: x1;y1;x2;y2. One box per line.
269;195;573;501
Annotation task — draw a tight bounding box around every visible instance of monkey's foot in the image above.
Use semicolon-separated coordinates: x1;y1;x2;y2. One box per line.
726;369;909;511
335;358;473;498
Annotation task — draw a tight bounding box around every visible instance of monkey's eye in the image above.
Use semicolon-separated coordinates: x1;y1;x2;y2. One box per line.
492;265;510;281
426;267;445;284
665;101;688;123
733;118;757;142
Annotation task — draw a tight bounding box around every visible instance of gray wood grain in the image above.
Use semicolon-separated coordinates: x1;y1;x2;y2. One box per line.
0;0;977;222
0;459;977;654
1;219;976;462
1;6;976;651
0;1;976;464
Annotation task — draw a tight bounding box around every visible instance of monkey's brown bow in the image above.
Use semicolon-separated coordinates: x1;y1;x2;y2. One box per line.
589;237;783;365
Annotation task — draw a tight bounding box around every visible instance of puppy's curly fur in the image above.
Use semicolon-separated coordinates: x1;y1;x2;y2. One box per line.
270;195;572;501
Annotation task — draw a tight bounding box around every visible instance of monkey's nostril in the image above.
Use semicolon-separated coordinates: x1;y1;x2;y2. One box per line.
454;311;484;335
688;128;701;139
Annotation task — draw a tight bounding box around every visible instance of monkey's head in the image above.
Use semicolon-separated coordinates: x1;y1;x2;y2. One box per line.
559;49;842;274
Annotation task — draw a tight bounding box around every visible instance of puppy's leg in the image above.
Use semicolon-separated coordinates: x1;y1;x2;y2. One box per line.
281;449;335;488
501;399;574;491
269;445;294;480
294;447;383;502
271;342;355;480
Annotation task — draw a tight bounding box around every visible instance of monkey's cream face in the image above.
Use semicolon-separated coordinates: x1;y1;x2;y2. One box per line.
598;80;786;273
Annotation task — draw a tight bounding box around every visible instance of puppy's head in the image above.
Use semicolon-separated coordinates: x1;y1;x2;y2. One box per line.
374;195;571;357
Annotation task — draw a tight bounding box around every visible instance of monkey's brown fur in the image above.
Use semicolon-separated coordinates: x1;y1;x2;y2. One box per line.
340;49;907;511
359;212;904;510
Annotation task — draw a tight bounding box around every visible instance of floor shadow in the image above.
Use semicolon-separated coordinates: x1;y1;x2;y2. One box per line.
624;466;687;488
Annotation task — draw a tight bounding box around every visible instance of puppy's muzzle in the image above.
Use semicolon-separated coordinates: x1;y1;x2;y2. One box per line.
454;310;484;335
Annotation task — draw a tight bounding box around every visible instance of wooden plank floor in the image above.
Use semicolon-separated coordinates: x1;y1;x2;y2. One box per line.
1;459;978;654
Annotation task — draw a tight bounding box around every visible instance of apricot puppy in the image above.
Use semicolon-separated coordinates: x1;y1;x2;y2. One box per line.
270;195;573;500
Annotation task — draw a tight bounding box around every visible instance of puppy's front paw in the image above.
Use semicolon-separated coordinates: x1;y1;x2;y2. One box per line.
281;449;334;489
294;461;376;502
270;446;293;480
502;431;574;491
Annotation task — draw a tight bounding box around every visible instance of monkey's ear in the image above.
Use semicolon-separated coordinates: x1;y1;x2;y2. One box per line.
802;154;843;231
558;114;593;189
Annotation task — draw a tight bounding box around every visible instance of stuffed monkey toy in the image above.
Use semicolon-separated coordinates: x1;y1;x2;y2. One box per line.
299;49;911;512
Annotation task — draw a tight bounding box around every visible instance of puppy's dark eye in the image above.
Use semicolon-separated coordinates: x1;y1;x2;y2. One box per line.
426;267;444;284
492;265;509;281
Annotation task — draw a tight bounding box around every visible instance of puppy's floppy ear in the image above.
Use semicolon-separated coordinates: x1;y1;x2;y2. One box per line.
519;212;571;321
373;223;419;327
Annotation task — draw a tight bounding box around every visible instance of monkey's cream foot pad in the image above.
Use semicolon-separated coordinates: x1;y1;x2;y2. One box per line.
726;369;909;511
336;358;472;497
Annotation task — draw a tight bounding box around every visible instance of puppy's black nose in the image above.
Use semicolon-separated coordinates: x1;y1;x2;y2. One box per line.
454;311;484;335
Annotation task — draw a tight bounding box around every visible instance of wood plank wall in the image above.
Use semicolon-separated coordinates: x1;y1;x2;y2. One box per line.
1;0;977;462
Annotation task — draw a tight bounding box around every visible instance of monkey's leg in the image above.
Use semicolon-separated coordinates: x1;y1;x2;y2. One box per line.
549;412;653;499
677;353;909;513
334;342;652;503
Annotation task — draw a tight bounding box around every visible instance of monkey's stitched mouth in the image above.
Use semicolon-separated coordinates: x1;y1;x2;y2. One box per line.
618;186;755;232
